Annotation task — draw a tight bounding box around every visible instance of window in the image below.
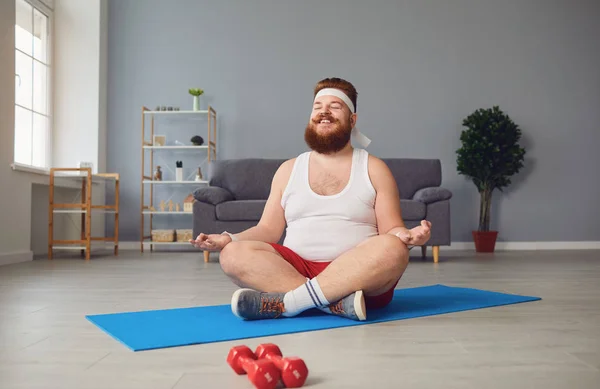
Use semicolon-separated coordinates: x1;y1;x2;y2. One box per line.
15;0;53;169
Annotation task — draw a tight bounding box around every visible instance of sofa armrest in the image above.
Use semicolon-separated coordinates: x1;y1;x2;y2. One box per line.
413;187;452;204
193;186;234;205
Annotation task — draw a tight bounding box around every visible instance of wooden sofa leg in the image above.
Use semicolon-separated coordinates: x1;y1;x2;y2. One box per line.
421;246;427;258
433;246;440;263
204;251;210;263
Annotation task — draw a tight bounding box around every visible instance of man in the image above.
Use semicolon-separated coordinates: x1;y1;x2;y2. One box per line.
190;77;432;321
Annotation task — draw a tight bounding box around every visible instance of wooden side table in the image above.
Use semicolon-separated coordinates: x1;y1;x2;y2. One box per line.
48;168;120;260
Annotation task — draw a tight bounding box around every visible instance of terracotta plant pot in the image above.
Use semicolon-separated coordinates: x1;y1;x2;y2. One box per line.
472;230;498;252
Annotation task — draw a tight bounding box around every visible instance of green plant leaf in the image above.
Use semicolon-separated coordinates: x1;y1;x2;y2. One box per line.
188;88;204;96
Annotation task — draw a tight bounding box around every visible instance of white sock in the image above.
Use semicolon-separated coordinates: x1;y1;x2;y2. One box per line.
282;278;330;317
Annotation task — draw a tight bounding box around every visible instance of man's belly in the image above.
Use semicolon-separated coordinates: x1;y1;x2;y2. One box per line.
282;219;378;262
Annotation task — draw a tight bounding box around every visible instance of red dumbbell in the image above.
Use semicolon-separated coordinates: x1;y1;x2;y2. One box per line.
226;345;281;389
254;343;309;388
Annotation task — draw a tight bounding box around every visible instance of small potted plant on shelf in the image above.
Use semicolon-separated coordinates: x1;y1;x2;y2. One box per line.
456;106;526;252
189;88;204;111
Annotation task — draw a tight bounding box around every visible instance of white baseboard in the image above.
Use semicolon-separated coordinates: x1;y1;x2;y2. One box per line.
0;250;34;266
119;241;197;250
116;241;600;252
444;241;600;250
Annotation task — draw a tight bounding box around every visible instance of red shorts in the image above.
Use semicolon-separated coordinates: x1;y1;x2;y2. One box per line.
268;243;398;310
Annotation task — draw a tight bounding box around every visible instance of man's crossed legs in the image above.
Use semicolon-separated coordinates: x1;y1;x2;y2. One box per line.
219;234;409;321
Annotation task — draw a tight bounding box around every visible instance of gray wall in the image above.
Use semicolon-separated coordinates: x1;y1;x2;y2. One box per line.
108;0;600;243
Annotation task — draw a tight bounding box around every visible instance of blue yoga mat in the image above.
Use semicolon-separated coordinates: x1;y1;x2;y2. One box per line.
86;284;540;351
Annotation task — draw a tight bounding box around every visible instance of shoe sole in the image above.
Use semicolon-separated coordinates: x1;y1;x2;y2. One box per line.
231;288;254;319
355;290;367;321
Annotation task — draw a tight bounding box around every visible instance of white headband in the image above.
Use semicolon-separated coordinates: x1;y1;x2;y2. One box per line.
313;88;371;148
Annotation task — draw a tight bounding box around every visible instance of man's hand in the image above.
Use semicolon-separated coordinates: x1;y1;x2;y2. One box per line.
395;220;432;246
189;233;232;252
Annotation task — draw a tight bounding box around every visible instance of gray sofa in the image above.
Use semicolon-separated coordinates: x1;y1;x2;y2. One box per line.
193;157;452;263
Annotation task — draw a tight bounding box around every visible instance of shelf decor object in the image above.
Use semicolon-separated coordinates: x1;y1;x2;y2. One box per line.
140;105;217;253
175;161;183;182
189;88;204;111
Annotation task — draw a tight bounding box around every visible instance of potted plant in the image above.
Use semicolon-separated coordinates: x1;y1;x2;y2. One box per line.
456;106;526;252
189;88;204;111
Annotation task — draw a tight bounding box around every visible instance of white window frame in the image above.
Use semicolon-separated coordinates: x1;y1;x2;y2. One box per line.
14;0;54;170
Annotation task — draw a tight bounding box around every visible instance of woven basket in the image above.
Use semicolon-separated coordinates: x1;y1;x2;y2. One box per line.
176;229;193;242
151;229;175;242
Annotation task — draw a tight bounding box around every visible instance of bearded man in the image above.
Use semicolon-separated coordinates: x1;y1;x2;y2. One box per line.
190;77;432;321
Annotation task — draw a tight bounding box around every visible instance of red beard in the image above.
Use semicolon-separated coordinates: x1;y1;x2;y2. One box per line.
304;114;352;154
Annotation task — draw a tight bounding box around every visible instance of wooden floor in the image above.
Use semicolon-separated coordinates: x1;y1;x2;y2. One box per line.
0;248;599;388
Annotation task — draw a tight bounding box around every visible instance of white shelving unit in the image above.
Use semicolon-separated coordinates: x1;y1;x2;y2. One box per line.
143;145;209;150
140;106;217;252
48;168;120;260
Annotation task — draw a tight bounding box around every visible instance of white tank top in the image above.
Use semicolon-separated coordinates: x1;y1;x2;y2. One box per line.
281;148;378;262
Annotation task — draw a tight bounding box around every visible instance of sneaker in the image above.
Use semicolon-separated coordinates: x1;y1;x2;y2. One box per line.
320;290;367;321
231;288;286;320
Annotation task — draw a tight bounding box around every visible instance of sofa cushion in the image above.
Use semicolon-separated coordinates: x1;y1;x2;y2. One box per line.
400;199;426;220
209;159;286;200
412;187;452;204
193;186;234;205
216;200;266;221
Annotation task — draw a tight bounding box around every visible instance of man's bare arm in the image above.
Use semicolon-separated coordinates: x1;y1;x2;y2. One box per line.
368;156;410;237
229;159;295;243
